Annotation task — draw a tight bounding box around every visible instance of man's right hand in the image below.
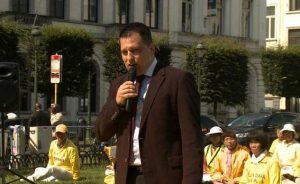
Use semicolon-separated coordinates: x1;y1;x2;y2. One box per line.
116;81;138;106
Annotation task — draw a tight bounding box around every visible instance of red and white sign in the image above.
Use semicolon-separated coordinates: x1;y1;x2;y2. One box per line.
50;54;62;83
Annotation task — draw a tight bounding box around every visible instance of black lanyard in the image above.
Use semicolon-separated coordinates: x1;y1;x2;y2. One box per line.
205;145;222;167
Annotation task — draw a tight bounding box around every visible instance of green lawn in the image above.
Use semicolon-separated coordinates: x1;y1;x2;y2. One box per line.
3;165;107;184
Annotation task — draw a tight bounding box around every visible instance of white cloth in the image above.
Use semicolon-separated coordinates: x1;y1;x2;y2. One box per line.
251;150;267;164
131;59;157;166
50;112;63;126
27;166;72;182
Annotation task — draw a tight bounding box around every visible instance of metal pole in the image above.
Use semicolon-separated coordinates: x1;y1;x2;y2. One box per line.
31;26;41;105
1;112;5;165
86;70;91;140
196;43;204;116
34;48;37;104
198;63;201;116
54;83;58;104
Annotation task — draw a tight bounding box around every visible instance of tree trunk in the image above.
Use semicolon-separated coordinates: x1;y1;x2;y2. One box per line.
286;97;291;111
213;101;218;119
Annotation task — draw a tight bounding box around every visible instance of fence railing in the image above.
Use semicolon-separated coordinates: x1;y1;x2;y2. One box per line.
0;125;111;170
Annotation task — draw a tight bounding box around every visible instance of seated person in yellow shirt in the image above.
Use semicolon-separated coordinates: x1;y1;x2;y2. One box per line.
269;126;284;155
240;131;281;184
211;130;250;184
273;123;300;183
23;124;80;182
204;126;225;174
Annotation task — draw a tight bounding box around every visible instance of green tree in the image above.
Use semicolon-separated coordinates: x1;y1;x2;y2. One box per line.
102;37;172;83
185;37;249;117
262;46;300;110
33;25;94;100
0;21;29;89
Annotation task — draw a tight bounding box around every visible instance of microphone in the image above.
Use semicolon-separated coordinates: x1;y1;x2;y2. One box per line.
125;66;137;112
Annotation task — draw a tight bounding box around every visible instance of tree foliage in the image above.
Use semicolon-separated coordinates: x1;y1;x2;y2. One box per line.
262;46;300;98
102;38;125;83
0;21;23;62
34;25;94;98
102;36;172;83
0;20;29;89
185;37;249;116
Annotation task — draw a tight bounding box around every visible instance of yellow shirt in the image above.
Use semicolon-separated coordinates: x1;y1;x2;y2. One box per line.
240;152;281;184
269;138;282;154
48;139;80;180
212;145;250;182
204;144;225;174
273;140;300;177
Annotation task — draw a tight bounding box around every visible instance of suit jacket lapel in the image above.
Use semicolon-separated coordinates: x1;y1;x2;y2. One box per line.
140;64;165;129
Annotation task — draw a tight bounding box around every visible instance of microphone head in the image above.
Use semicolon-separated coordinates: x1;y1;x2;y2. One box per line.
127;66;137;82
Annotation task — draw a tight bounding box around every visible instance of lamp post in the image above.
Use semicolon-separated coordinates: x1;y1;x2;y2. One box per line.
31;26;41;104
85;57;94;140
196;43;204;115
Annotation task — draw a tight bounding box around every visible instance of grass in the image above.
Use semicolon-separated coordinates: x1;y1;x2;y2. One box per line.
2;165;107;184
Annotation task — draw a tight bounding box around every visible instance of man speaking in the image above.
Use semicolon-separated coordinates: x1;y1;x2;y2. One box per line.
96;22;203;184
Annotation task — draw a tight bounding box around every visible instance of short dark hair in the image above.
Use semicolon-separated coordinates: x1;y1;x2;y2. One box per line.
35;103;42;109
119;22;153;45
222;130;237;140
246;131;268;150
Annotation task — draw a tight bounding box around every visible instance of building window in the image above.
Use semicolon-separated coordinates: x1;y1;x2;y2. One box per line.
215;0;223;35
289;29;300;45
182;0;192;32
12;0;29;13
290;0;300;11
84;0;98;22
266;6;275;39
145;0;158;28
208;0;217;16
50;0;64;18
20;90;30;111
79;71;97;113
242;0;251;38
115;0;130;24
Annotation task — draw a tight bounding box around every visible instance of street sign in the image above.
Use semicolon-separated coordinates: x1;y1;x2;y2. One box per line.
50;54;62;83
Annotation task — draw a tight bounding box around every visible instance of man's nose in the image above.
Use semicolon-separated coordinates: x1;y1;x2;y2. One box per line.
127;52;134;61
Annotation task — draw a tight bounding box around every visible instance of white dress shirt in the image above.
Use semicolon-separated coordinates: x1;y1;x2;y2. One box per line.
131;58;157;166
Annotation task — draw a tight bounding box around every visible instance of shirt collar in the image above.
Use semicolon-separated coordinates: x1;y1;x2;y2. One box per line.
283;139;298;146
144;58;157;77
251;150;267;164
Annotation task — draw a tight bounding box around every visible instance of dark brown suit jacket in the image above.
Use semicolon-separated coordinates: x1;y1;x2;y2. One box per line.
96;64;203;184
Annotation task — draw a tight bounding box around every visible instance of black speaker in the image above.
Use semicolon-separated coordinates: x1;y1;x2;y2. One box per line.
0;62;19;112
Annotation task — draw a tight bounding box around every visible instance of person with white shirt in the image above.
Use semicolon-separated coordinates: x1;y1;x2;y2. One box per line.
273;123;300;184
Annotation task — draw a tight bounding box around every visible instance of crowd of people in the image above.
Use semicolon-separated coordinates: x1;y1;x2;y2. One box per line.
203;123;300;184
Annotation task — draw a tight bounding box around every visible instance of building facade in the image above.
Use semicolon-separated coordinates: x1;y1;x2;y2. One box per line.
265;0;300;111
0;0;266;122
266;0;300;48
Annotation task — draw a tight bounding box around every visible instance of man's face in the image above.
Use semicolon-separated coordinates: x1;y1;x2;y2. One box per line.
55;132;67;144
224;136;237;151
120;32;155;75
